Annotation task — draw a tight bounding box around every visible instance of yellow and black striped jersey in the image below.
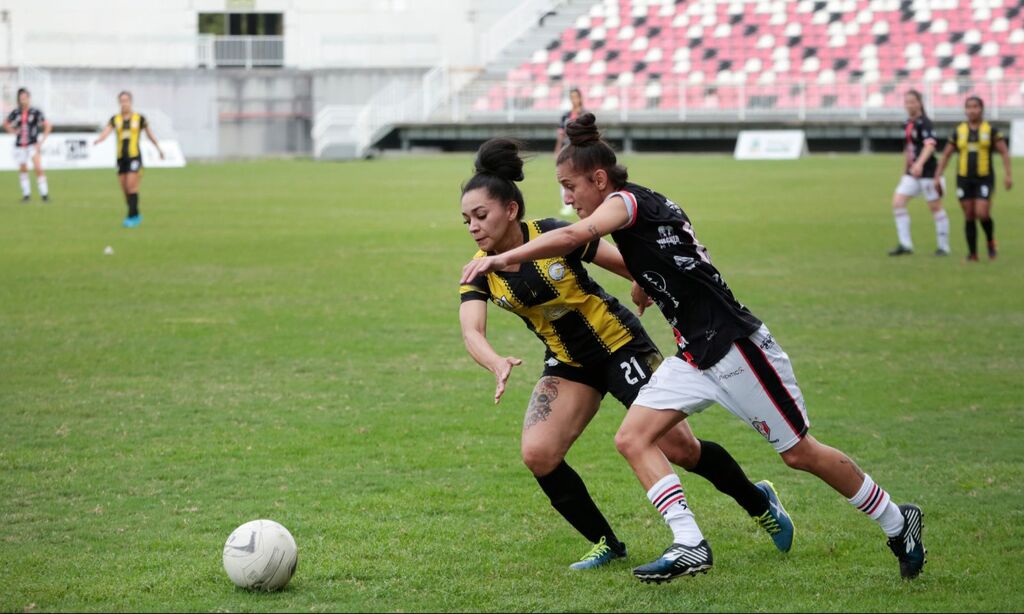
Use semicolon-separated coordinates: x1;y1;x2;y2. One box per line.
109;112;147;160
460;218;649;367
949;121;1001;179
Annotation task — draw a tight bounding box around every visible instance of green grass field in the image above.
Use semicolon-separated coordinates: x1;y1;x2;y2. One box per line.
2;153;1022;612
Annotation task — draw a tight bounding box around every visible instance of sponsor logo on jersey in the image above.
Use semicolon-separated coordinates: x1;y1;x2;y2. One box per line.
545;357;559;367
720;365;743;380
673;255;697;271
759;334;775;350
547;261;566;281
705;328;718;341
641;271;680;307
656;225;682;249
495;296;515;311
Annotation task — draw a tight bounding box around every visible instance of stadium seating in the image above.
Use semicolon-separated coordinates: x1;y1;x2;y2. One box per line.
475;0;1024;114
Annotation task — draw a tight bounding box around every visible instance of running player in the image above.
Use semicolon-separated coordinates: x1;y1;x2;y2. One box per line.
889;90;950;257
462;114;926;583
460;138;793;571
934;96;1013;261
93;91;164;228
555;88;586;217
3;88;51;202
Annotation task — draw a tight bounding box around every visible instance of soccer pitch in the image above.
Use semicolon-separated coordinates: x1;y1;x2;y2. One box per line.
2;154;1022;612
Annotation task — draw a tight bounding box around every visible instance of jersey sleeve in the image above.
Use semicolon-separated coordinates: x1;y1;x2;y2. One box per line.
608;190;640;229
139;114;147;129
920;118;937;144
108;115;116;128
993;126;1002;142
35;109;45;124
535;218;599;263
460;252;490;302
5;109;15;123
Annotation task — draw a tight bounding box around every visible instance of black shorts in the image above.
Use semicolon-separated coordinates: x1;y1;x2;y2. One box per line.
541;338;664;409
956;177;995;201
117;156;143;175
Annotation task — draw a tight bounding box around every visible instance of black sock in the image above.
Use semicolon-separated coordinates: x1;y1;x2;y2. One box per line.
965;219;978;255
535;461;622;548
127;193;139;218
980;217;994;244
689;439;769;517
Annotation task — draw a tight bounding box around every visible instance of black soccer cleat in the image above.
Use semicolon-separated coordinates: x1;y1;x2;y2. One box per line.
988;241;998;260
21;195;30;203
934;248;950;257
888;245;913;256
41;194;49;202
633;540;712;584
887;503;926;580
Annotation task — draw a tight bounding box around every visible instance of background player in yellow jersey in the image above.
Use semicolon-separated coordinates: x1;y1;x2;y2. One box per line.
459;138;793;571
935;96;1013;261
93;91;164;228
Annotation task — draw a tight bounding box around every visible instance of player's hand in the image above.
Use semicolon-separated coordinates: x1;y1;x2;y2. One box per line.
461;254;507;284
159;150;165;160
1005;177;1013;191
910;164;923;178
492;356;523;404
631;281;653;315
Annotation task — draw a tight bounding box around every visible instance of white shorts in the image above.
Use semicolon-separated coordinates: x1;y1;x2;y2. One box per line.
895;174;944;202
633;325;810;453
12;146;33;165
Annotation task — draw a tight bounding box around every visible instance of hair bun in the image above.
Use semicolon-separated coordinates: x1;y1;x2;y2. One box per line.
565;112;601;147
474;138;525;182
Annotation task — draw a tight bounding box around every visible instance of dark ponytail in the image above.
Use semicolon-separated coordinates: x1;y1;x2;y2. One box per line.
556;113;628;189
462;138;527;220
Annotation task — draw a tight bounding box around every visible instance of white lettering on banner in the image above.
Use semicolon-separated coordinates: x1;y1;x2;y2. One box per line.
734;130;809;160
1011;120;1024;157
0;133;186;170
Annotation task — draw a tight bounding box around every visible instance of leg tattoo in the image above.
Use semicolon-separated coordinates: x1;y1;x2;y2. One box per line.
524;377;560;430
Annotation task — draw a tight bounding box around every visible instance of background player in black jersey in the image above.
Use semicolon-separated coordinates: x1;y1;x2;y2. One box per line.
554;88;586;218
889;90;950;256
458;138;793;571
462;114;926;584
3;88;51;202
934;96;1013;261
93;91;164;228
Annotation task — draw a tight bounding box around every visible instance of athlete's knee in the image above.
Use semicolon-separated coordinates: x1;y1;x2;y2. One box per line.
521;442;563;477
614;424;651;461
780;437;819;471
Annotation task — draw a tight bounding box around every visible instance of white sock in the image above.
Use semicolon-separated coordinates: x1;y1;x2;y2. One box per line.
848;474;905;537
647;473;704;546
37;176;48;197
893;208;912;248
19;172;30;197
933;209;950;252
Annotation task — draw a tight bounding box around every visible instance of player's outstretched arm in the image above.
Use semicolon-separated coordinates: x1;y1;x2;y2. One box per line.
995;138;1013;191
935;142;955;180
459;300;522;404
144;125;164;159
2;118;13;135
460;196;630;283
93;124;113;145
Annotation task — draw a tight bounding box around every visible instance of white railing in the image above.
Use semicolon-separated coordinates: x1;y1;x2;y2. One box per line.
478;0;563;67
197;35;284;69
313;65;451;159
445;77;1024;124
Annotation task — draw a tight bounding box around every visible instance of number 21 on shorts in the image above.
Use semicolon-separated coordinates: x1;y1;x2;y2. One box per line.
620;356;647;385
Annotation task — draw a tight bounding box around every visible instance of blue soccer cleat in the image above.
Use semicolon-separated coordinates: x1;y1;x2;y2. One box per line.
753;480;794;553
122;215;142;228
569;536;626;570
887;503;926;579
632;539;712;584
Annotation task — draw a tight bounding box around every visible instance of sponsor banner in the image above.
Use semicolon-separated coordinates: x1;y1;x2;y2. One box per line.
734;130;808;160
1011;119;1024;158
0;133;185;170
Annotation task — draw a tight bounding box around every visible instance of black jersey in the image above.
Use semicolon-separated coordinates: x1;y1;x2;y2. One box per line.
609;183;762;370
904;115;938;176
461;218;650;368
6;107;46;147
949;121;1000;180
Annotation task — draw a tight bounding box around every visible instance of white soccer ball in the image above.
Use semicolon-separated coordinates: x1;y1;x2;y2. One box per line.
222;519;298;591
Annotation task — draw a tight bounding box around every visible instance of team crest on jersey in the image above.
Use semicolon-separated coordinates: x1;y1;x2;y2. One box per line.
751;419;779;444
547;261;567;281
657;225;682;249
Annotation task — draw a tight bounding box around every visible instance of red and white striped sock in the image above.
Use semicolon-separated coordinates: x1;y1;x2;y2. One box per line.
647;473;704;546
848;474;905;537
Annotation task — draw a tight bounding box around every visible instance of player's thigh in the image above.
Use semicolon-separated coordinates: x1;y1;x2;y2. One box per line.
31;152;43;172
923;177;944;208
619;356;715;445
711;327;809;454
520;375;602;464
117;173;129;191
125;171;141;192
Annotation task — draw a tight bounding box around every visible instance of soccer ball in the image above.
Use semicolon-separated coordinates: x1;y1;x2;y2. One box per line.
222;519;298;591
